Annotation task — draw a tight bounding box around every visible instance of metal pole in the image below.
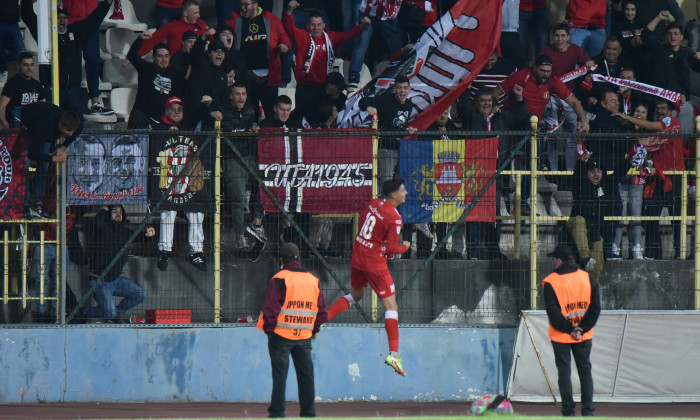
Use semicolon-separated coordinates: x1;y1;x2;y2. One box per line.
529;116;539;310
515;173;522;259
371;115;378;323
214;121;222;323
695;116;700;309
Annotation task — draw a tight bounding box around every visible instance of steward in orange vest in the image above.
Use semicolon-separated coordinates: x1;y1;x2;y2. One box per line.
542;244;601;417
257;243;328;418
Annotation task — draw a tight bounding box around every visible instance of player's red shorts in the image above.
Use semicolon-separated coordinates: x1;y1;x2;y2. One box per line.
351;265;396;298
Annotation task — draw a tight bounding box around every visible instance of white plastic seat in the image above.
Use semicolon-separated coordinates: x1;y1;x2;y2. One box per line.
103;58;137;87
109;86;136;121
340;62;372;90
23;28;38;54
105;27;139;60
103;0;148;32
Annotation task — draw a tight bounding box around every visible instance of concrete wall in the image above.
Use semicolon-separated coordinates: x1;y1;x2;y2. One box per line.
0;325;515;403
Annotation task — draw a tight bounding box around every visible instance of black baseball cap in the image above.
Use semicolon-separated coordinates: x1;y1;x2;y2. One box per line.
535;54;553;66
585;159;601;172
208;39;226;52
182;31;197;41
280;243;300;261
546;244;573;260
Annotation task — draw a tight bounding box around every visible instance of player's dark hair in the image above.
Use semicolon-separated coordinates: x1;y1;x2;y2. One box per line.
59;110;81;132
382;177;404;198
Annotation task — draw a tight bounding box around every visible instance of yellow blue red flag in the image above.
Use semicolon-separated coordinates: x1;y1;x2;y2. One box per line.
399;138;498;223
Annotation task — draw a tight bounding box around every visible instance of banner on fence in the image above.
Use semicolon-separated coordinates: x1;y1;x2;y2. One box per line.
0;133;27;220
337;0;503;131
399;138;498;223
258;128;373;213
67;134;148;205
149;133;213;212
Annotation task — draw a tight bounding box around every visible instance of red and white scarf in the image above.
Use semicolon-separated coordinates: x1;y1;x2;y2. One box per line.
592;74;682;109
303;32;334;75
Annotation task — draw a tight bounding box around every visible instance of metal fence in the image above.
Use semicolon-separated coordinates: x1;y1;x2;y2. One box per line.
1;118;699;325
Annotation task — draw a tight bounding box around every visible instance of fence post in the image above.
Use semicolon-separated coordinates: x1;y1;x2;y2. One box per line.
695;116;700;309
529;116;538;310
214;121;222;323
371;115;379;323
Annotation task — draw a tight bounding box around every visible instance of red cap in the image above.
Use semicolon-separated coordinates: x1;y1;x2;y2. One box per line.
165;96;183;108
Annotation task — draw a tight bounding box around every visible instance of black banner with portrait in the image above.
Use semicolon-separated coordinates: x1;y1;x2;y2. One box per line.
67;134;149;205
149;133;213;212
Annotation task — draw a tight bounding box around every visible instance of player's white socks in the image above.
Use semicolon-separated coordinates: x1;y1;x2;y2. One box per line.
344;294;356;305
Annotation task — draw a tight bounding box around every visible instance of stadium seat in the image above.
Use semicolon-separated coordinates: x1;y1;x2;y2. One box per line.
105;27;139;60
23;27;38;54
340;62;372;91
110;86;136;121
104;0;148;32
103;58;137;87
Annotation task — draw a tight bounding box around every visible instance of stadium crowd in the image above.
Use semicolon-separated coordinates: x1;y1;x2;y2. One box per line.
5;0;700;322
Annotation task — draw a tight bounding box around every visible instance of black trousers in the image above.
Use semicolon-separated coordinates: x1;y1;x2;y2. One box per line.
551;339;594;416
267;333;316;418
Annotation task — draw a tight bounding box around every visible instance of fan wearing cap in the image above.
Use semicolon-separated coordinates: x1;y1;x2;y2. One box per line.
171;30;198;80
152;96;208;272
127;31;187;128
21;0;114;119
497;54;589;133
137;0;211;57
542;243;600;417
283;0;370;118
184;28;231;128
257;242;328;418
567;157;618;279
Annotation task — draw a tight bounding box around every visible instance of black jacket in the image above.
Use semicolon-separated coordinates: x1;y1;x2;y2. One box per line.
587;105;633;181
543;260;601;334
87;206;152;282
186;37;229;127
128;37;186;122
21;102;82;162
358;94;414;150
216;100;258;156
570;159;618;226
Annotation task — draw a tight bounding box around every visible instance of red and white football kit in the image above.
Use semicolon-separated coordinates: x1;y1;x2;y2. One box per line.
350;198;409;297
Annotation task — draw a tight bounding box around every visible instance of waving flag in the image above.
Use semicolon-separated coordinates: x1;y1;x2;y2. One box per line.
258;128;373;213
338;0;503;130
399;138;498;223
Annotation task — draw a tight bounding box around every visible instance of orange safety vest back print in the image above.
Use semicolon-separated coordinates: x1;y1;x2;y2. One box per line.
274;270;320;340
542;269;593;343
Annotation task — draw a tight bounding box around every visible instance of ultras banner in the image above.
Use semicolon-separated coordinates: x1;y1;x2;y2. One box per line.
149;132;213;213
258;128;373;213
337;0;503;130
399;138;498;223
67;134;149;205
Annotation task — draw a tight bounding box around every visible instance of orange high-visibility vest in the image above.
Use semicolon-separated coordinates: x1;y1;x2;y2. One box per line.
258;269;320;340
542;269;593;343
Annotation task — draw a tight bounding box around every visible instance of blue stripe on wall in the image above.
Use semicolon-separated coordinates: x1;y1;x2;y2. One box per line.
0;325;514;403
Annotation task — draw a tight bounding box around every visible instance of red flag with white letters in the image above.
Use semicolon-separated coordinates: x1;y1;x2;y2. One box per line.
258;128;373;213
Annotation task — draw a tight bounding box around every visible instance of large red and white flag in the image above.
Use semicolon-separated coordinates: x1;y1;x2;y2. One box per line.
258;128;374;213
338;0;503;130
